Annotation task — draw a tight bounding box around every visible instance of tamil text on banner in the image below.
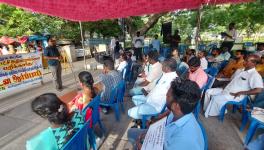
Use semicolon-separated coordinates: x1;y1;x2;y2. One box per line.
0;52;43;93
141;117;166;150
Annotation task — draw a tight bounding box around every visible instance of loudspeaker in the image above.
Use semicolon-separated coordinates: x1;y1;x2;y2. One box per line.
161;22;172;44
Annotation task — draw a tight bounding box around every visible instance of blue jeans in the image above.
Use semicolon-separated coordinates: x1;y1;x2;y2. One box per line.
128;103;158;119
127;128;148;149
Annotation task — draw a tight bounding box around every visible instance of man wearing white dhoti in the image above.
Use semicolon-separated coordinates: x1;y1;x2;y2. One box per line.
204;55;263;118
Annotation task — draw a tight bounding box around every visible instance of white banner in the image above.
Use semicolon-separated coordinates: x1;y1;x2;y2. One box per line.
142;117;166;150
0;52;43;93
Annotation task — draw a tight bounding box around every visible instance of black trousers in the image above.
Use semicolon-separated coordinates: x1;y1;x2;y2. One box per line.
134;48;143;61
220;41;234;52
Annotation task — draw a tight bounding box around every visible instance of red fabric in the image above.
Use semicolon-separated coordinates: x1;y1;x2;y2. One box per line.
0;0;253;21
69;93;92;123
0;36;15;44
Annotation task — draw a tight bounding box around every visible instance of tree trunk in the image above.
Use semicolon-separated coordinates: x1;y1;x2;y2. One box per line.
125;13;165;37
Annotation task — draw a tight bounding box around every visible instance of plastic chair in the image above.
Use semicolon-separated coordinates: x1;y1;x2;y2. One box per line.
204;67;219;77
122;62;133;82
218;96;249;131
116;80;126;112
244;116;264;145
201;74;215;92
100;80;126;121
141;104;167;129
62;119;91;150
82;94;105;132
193;100;201;119
197;120;208;150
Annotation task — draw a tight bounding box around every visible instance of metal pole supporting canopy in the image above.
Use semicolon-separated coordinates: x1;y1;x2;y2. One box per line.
79;21;87;70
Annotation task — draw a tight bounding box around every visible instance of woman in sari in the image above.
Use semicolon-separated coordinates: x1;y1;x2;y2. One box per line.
26;93;85;150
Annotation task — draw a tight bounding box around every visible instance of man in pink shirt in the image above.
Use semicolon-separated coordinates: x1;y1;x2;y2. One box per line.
187;57;208;89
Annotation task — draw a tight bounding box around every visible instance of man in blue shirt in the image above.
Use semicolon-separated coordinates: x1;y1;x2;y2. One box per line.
44;37;63;91
127;78;204;150
150;34;161;52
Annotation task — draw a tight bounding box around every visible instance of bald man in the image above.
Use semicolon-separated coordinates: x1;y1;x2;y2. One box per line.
204;54;263;117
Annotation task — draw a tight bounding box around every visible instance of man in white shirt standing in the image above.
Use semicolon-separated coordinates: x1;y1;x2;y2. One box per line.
132;31;144;61
110;36;118;58
221;22;237;51
204;54;263;117
129;51;162;97
128;58;178;127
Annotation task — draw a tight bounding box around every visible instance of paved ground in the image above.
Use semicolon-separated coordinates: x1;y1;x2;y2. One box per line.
0;58;255;150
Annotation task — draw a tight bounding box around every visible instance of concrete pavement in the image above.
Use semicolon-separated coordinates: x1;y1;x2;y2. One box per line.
0;58;252;150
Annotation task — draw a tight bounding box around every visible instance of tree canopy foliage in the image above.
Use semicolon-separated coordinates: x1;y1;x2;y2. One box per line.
0;1;263;41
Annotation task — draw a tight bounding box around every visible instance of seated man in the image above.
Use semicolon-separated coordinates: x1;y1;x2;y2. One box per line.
129;50;162;96
204;54;263;117
256;55;264;77
217;50;245;78
255;43;264;57
198;50;208;70
212;50;245;88
95;59;122;108
128;58;178;124
186;57;208;89
219;47;231;61
207;48;225;68
127;78;204;150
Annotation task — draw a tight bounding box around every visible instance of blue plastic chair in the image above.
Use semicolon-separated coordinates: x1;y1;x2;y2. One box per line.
100;80;126;121
201;74;215;92
178;44;188;55
122;62;133;82
116;80;126;113
141;105;167;129
197;120;208;150
204;67;219;77
219;96;249;131
198;44;206;51
193;100;201;119
82;94;105;131
244;116;264;145
62;119;91;150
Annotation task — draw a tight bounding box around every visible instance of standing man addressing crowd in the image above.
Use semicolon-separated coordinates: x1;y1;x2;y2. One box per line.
44;36;63;91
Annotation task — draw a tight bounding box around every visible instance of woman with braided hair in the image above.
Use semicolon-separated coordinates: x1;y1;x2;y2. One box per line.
68;71;98;121
26;93;85;150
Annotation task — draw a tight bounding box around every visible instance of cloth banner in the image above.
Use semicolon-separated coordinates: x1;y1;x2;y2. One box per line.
0;52;43;93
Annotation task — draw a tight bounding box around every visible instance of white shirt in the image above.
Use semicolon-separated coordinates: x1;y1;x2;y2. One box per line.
200;57;208;70
225;29;237;41
146;72;178;112
133;36;144;48
117;60;127;72
110;38;116;50
2;46;9;55
255;50;264;57
224;68;263;94
143;62;162;91
220;51;231;61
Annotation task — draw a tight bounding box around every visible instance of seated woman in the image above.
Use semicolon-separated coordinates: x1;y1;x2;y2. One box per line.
27;93;85;150
117;53;128;72
68;71;97;121
171;48;181;66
